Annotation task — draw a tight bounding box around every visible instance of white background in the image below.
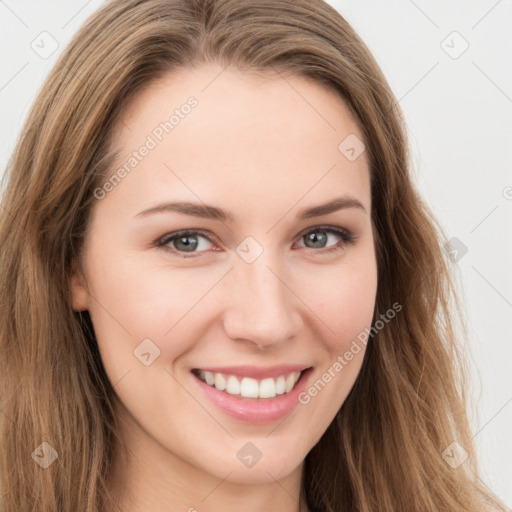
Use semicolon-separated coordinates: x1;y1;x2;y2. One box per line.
1;0;511;508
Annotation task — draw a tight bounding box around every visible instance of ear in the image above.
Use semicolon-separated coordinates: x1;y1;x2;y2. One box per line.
70;261;90;312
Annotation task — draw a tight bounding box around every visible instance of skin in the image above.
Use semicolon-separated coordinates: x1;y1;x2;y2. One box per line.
71;64;378;512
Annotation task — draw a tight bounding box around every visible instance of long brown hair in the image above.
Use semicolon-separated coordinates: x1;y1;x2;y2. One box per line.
0;1;506;511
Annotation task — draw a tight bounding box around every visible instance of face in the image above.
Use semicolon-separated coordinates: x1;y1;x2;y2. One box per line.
72;64;377;489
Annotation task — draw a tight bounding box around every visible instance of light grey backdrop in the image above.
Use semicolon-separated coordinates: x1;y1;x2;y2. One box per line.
1;0;511;508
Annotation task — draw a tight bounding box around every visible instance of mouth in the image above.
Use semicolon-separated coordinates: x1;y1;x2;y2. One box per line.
191;367;312;401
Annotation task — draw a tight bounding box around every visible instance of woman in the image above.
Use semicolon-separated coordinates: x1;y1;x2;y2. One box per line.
0;1;506;511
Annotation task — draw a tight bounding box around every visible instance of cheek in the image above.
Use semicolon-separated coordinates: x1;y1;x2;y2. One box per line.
290;257;377;437
302;257;378;344
85;251;225;368
299;256;377;405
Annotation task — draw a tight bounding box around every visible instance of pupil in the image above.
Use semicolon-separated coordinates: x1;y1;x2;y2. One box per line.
306;231;326;248
176;235;198;252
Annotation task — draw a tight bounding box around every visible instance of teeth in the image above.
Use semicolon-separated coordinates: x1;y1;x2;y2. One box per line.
214;373;226;391
197;370;302;399
285;373;296;393
240;377;259;398
226;375;241;395
275;375;286;395
204;372;215;386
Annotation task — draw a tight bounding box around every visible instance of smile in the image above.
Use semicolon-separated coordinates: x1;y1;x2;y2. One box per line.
192;369;303;399
190;366;313;424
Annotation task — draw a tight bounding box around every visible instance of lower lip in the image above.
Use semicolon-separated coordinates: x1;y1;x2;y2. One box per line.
191;369;313;424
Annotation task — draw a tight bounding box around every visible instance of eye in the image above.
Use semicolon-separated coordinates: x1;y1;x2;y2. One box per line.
295;226;355;254
155;225;356;258
156;230;216;258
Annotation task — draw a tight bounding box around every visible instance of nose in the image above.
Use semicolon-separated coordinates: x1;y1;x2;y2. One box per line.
220;255;302;351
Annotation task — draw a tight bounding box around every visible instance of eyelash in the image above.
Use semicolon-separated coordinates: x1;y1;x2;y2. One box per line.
154;225;356;259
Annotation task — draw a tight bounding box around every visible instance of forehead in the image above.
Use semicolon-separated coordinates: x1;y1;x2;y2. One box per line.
103;64;371;220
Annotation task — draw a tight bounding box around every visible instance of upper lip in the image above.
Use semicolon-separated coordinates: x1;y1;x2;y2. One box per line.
191;364;312;380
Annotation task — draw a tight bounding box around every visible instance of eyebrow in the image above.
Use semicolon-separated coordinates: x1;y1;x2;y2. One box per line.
135;195;367;222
